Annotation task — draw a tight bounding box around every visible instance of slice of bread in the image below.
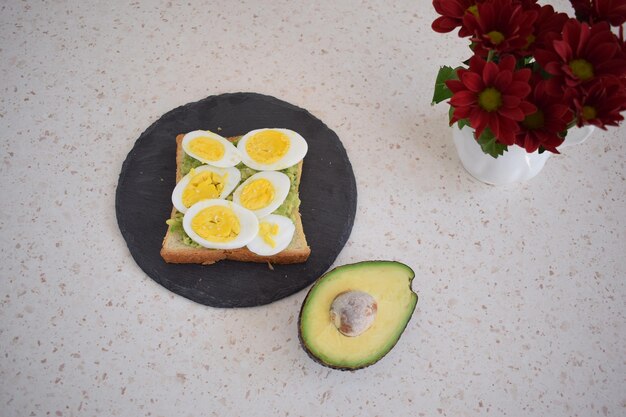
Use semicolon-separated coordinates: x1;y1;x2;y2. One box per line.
160;134;311;265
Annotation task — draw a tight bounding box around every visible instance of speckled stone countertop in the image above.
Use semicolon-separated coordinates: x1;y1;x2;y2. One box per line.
1;1;625;416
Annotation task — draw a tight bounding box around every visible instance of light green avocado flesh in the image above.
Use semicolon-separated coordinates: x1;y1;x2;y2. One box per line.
299;261;418;370
168;137;301;248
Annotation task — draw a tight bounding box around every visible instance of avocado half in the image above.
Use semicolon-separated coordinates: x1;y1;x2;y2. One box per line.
298;261;418;370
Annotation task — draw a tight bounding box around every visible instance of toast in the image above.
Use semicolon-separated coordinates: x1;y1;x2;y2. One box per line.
160;134;311;265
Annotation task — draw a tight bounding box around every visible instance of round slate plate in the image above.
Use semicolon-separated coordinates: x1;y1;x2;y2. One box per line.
116;92;357;308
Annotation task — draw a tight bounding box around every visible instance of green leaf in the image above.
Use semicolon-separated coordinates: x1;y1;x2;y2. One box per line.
476;128;508;158
457;118;470;130
532;61;552;80
431;66;457;105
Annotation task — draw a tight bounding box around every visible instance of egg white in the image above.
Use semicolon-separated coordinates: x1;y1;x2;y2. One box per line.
247;214;296;256
182;199;259;250
182;130;241;168
232;171;291;218
171;165;241;214
237;128;308;171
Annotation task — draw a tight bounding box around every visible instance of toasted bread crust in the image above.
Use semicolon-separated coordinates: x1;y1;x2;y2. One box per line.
160;133;310;264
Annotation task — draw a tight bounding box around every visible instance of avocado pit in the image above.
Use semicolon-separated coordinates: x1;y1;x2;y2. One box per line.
330;290;377;337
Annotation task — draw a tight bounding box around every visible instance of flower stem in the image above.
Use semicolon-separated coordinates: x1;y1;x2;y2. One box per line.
487;50;495;62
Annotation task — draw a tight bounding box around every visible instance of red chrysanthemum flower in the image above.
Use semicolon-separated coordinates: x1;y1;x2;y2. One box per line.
534;19;626;94
570;0;626;26
514;78;573;153
526;5;569;52
432;0;482;36
573;77;626;128
463;0;538;56
446;55;536;145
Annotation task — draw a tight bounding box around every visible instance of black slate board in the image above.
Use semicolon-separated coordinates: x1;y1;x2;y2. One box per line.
116;92;357;308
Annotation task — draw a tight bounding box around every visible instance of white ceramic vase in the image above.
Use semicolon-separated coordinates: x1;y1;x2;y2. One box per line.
452;125;595;185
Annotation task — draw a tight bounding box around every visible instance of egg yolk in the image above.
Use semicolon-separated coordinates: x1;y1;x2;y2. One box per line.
188;136;225;161
182;170;227;208
191;206;240;242
245;130;290;164
240;179;275;210
259;222;279;248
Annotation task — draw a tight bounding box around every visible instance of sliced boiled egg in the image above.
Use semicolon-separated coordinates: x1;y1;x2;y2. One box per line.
182;130;241;168
182;199;259;249
171;165;241;214
237;128;308;171
247;214;296;256
232;171;290;218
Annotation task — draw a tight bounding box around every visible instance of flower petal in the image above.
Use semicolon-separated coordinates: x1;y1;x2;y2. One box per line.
575;21;591;56
494;71;513;90
432;16;461;33
498;106;525;121
562;19;582;54
519;100;538;115
489;112;501;138
523;132;540;152
587;42;618;64
534;49;559;69
595;58;626;77
545;78;565;96
469;55;487;74
446;79;465;93
502;95;521;107
450;90;477;107
553;40;573;62
435;0;467;17
497;117;520;144
453;106;472;120
507;81;531;98
499;55;517;72
479;2;496;31
512;68;532;83
483;61;499;85
462;72;485;92
544;62;562;75
470;108;489;137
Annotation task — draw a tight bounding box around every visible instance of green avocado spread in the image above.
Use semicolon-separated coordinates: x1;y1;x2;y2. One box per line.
168;142;301;248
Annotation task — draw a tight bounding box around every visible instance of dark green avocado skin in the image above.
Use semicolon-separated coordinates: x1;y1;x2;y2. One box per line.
297;260;419;371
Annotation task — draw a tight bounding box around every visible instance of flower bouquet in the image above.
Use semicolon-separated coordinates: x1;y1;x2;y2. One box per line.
431;0;626;158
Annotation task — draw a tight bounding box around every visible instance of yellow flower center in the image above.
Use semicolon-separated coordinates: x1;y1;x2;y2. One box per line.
478;87;502;112
525;34;536;49
522;110;545;130
569;59;594;81
582;105;597;121
466;4;478;17
487;31;505;45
